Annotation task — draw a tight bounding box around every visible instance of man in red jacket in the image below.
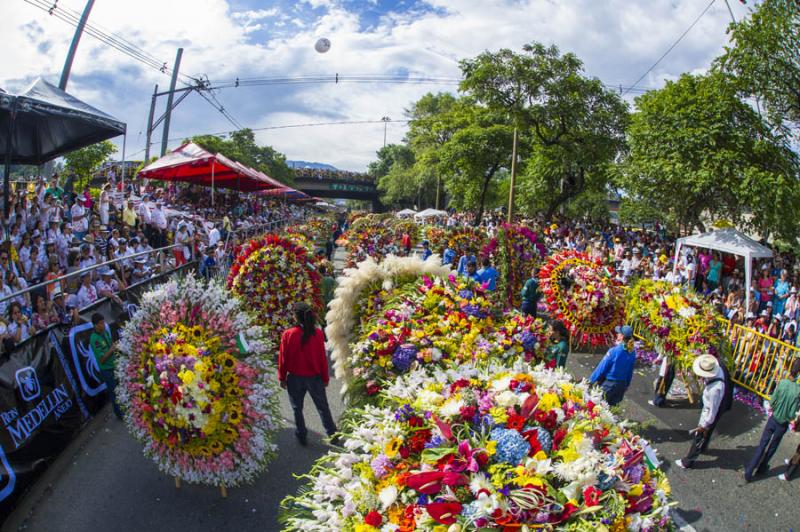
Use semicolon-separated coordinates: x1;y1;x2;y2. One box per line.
278;302;339;446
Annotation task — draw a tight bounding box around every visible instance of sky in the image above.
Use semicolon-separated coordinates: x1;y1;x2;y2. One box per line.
1;0;756;172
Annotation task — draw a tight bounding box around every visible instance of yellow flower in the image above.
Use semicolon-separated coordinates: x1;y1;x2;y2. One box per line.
628;483;643;497
489;407;508;424
354;524;378;532
485;441;497;456
178;370;195;385
385;438;402;458
538;393;562;412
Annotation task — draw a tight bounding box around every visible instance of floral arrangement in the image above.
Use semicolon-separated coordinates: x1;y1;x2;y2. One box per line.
539;251;625;347
281;362;673;531
345;275;501;402
326;255;455;390
492;224;547;310
492;312;551;366
116;275;282;487
625;280;728;371
447;226;488;255
424;226;448;251
227;234;322;344
287;217;336;249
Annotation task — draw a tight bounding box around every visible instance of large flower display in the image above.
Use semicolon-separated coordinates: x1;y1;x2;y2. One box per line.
626;280;728;371
227;234;322;343
326;255;453;387
281;362;673;531
117;276;282;487
539;251;625;347
447;226;488;255
483;224;547;310
423;226;448;252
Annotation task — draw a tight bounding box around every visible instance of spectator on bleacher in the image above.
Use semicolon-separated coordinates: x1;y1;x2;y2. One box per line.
75;273;98;309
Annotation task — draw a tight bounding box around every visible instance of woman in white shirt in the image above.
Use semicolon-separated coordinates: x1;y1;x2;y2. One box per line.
99;184;111;225
7;302;31;345
75;274;98;309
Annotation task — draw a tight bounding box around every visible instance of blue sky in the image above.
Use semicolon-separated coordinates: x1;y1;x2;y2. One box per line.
2;0;756;171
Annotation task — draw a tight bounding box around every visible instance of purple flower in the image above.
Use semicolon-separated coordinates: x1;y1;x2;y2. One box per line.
370;454;393;479
392;343;418;372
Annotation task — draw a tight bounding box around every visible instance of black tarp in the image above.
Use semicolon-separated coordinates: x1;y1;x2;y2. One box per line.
0;78;125;164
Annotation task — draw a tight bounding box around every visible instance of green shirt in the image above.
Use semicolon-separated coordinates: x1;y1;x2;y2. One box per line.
770;378;800;425
547;340;569;368
90;330;115;371
321;276;335;306
521;278;540;304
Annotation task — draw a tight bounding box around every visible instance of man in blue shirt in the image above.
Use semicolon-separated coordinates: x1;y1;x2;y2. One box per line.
463;260;481;282
442;247;456;266
590;325;636;406
457;249;477;276
477;257;499;291
421;240;432;261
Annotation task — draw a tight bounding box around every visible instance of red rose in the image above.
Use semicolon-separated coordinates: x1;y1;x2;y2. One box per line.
364;510;382;527
366;381;381;396
459;405;477;422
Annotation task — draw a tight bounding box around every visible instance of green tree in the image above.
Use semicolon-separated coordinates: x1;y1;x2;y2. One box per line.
716;0;800;137
369;144;419;207
459;42;628;219
191;128;294;185
622;72;800;240
63;140;116;187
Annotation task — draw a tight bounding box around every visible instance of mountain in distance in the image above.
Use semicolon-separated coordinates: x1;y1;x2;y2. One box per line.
287;160;338;171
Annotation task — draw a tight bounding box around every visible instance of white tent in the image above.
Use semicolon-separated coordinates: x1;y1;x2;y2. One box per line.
414;208;448;220
397;208;417;217
673;227;772;312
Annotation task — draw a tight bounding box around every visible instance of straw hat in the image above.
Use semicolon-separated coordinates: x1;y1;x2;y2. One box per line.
692;354;719;379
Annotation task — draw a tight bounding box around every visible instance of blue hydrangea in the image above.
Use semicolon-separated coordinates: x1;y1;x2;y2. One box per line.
489;427;530;465
459;289;474;300
535;427;552;452
392;344;418;372
597;471;617;490
520;330;537;352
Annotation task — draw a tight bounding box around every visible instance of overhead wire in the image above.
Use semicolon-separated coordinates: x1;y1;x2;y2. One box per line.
622;0;717;95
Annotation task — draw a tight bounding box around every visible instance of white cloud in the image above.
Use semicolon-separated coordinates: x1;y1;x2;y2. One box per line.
1;0;754;171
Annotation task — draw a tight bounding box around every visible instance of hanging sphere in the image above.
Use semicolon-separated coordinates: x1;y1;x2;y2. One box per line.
314;37;331;54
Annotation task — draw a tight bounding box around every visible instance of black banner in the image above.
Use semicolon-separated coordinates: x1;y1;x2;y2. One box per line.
0;265;194;521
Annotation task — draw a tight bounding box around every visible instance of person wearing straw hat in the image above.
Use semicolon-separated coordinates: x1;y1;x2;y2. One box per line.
675;354;728;469
744;358;800;482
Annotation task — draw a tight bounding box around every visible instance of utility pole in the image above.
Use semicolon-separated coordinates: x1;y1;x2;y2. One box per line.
381;116;390;148
435;175;441;210
144;84;158;162
59;0;96;90
160;48;184;156
506;127;518;223
723;0;737;23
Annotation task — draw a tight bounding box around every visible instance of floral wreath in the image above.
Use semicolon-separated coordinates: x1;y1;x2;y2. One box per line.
281;361;673;531
326;254;454;390
117;275;282;487
227;234;322;344
539;250;625;346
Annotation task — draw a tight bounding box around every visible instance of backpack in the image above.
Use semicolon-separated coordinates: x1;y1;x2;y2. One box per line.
708;366;734;413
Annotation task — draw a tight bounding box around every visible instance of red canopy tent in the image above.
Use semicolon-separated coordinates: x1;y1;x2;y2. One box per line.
138;142;281;193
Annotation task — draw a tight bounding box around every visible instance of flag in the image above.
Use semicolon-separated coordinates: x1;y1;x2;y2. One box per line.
236;332;250;354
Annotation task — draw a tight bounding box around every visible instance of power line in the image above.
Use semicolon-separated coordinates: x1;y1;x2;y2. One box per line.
623;0;717;96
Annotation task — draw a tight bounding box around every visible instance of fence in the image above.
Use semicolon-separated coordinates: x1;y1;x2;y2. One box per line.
629;314;800;401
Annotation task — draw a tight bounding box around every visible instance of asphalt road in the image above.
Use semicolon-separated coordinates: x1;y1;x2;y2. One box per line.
4;247;799;532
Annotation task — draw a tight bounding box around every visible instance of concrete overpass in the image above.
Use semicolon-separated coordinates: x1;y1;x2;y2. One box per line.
294;173;382;211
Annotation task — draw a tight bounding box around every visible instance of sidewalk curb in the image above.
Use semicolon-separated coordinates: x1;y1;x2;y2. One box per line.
671;509;697;532
2;405;112;532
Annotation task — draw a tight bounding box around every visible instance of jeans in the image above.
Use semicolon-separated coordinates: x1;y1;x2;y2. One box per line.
745;416;789;478
286;374;337;438
100;368;122;419
601;380;628;406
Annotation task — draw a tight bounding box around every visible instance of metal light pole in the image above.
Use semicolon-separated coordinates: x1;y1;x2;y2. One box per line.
506;127;518;223
381;116;390;148
59;0;96;90
160;48;184;156
144;84;158;162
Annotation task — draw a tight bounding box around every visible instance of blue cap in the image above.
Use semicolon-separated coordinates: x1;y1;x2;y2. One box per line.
615;325;633;339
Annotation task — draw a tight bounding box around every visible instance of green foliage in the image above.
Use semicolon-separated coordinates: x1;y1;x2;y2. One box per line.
459;42;629;219
622;72;800;240
564;190;611;224
63;140;116;188
369;144;422;207
191;129;293;185
716;0;800;137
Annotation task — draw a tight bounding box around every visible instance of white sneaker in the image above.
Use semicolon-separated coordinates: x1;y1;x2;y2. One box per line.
675;459;688;469
778;473;787;481
647;400;656;406
785;458;790;466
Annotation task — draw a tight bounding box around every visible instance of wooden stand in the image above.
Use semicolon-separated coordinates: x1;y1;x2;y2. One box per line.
220;484;228;498
174;477;181;489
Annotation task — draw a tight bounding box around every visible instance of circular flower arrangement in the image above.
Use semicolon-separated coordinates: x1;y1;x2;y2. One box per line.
626;280;728;371
117;275;282;487
539;251;625;347
227;234;322;344
281;362;673;531
447;226;488;255
424;226;448;251
326;255;453;386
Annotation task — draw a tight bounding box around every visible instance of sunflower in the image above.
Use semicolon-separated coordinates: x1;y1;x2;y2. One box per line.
190;325;205;340
209;440;225;454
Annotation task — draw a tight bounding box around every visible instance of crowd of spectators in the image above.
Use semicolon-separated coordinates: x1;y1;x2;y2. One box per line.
0;173;312;351
292;167;374;183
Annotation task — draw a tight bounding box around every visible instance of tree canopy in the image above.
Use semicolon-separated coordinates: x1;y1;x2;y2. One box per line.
622;72;800;240
63;140;116;187
191;129;294;185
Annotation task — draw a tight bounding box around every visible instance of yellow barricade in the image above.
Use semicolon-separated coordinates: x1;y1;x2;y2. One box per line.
628;311;798;400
